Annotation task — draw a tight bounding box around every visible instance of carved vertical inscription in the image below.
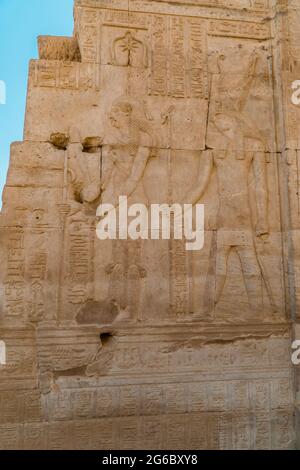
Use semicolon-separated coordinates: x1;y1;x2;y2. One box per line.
77;8;99;63
150;16;207;98
171;239;190;318
170;18;186;98
150;16;168;96
189;20;208;99
66;221;91;309
4;230;25;318
27;229;48;322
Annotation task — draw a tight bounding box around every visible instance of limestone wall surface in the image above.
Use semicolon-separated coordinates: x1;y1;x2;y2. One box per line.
0;0;299;450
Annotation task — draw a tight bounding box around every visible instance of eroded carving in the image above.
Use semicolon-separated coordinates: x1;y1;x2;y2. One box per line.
0;0;297;451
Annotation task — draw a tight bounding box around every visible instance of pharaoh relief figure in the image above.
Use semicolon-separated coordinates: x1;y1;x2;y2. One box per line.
50;100;162;323
100;96;156;321
187;52;276;320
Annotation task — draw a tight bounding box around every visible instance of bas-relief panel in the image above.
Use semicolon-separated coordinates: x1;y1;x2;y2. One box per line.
21;6;285;325
0;0;297;450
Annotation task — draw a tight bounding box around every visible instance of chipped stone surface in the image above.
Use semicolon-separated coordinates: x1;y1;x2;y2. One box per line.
0;0;299;449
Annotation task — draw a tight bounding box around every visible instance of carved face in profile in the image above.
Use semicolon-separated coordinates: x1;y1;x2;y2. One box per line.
109;102;132;130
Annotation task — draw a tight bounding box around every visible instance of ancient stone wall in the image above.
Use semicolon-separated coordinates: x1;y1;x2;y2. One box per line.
0;0;299;450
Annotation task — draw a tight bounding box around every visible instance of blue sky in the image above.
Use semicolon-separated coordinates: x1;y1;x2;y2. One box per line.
0;0;74;202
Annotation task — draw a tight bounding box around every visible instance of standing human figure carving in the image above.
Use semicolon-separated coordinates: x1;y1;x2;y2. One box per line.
101;96;155;320
187;53;276;317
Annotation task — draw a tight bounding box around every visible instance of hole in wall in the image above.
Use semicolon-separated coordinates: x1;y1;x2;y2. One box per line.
100;332;114;347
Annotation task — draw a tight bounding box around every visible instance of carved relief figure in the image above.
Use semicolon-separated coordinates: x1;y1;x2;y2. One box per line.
187;53;276;318
101;96;155;320
111;31;148;67
214;52;260;117
188;124;275;317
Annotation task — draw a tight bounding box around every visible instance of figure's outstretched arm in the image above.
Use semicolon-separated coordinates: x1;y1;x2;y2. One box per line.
253;150;269;237
184;150;214;205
